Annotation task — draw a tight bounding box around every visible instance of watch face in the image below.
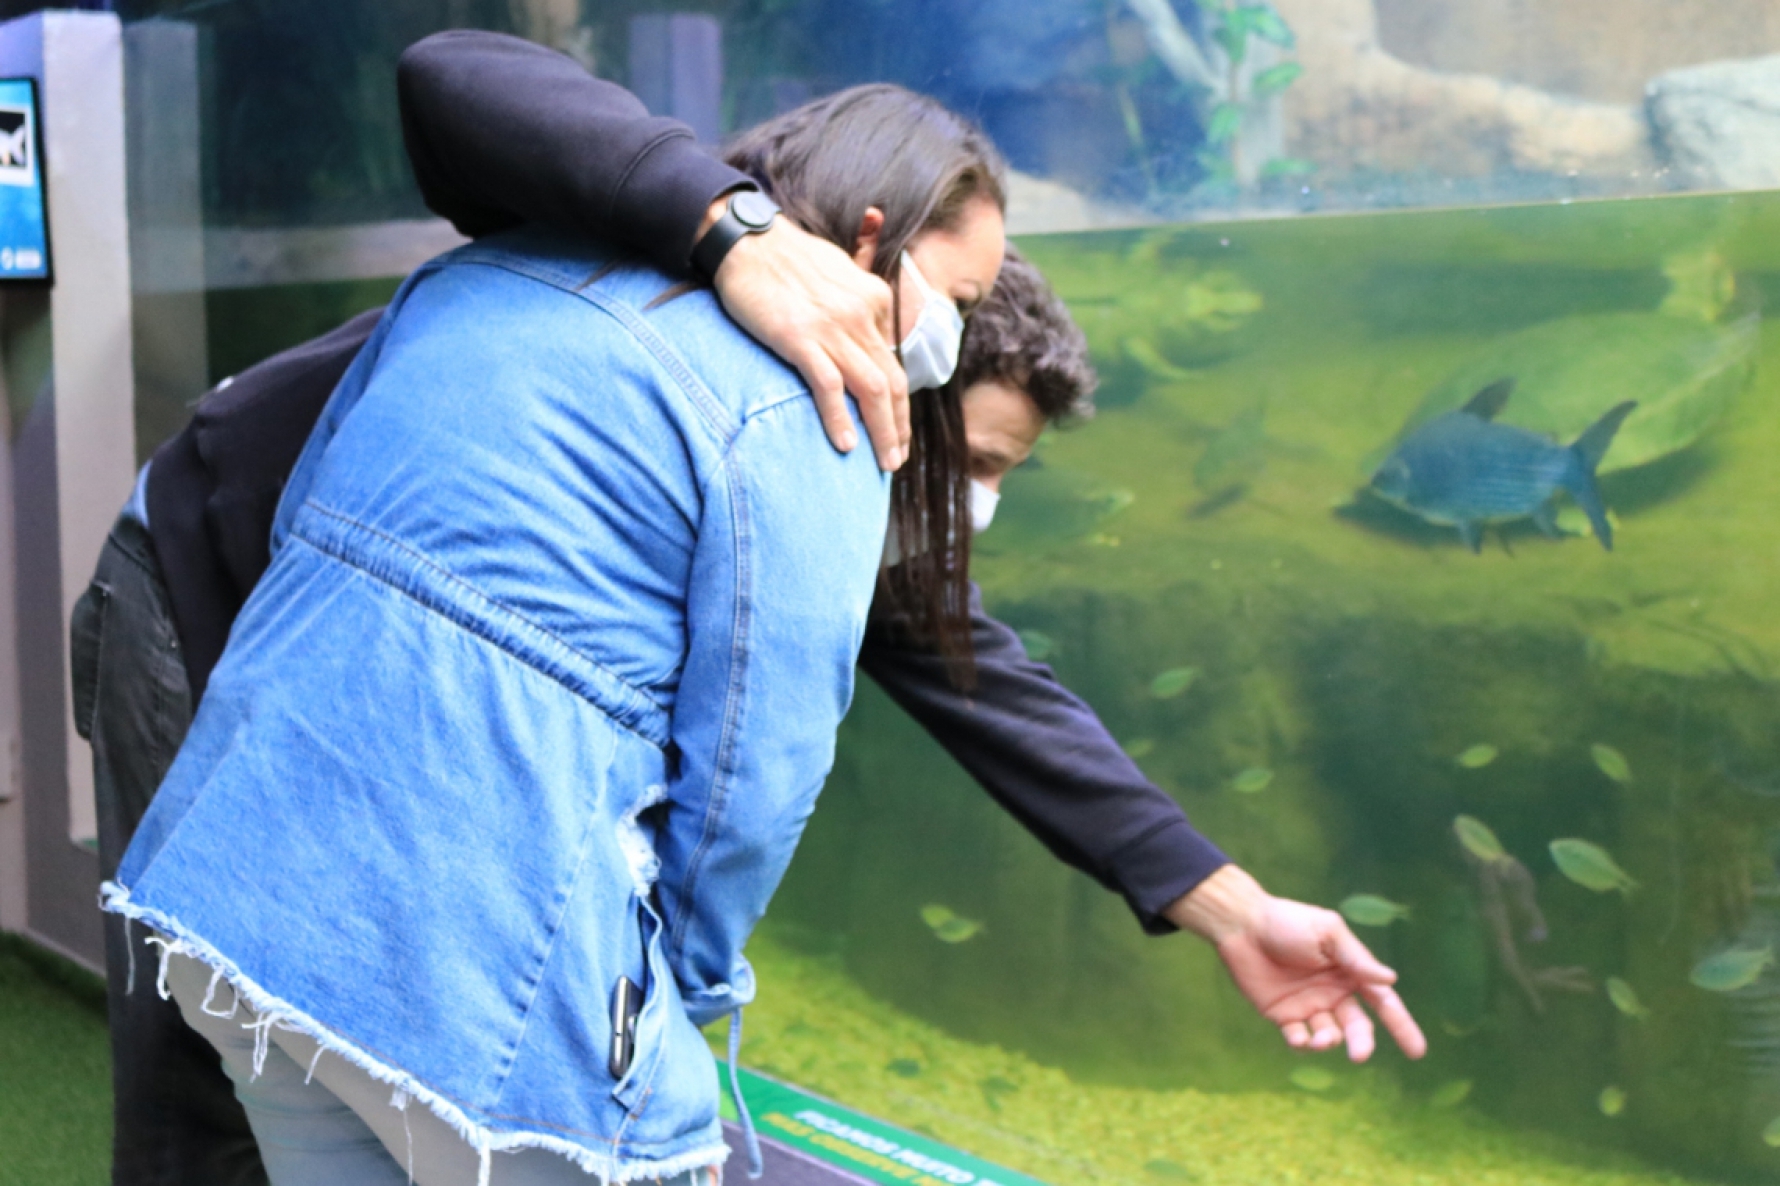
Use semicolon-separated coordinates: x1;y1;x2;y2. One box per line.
732;190;780;230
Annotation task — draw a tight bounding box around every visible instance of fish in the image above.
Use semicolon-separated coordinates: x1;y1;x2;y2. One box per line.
1598;1086;1627;1117
1430;1079;1473;1108
1150;667;1201;699
1549;838;1637;895
1339;894;1412;928
1590;743;1632;784
1017;629;1056;662
1455;743;1498;769
885;1058;922;1078
1143;1159;1197;1181
933;916;984;944
919;904;955;930
1690;945;1775;992
1231;767;1274;794
1605;977;1651;1020
1764;1116;1780;1148
1289;1066;1335;1092
1453;815;1507;864
1368;379;1637;552
1123;737;1157;760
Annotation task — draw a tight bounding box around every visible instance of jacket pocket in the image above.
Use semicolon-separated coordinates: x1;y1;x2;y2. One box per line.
612;893;675;1113
69;580;111;741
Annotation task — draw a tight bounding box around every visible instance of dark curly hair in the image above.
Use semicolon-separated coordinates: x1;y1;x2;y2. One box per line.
954;246;1097;427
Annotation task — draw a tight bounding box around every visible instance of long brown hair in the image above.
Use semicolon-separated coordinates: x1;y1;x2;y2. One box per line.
725;85;1006;686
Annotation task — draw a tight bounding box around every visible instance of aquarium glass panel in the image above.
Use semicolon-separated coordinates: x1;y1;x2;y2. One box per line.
754;189;1780;1185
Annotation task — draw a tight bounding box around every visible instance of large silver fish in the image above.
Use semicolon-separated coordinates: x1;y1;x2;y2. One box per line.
1370;379;1636;552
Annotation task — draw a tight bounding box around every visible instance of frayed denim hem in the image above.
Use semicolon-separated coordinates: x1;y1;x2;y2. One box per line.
100;881;730;1186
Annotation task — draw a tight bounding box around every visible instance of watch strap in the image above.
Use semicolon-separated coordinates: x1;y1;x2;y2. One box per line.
691;190;778;280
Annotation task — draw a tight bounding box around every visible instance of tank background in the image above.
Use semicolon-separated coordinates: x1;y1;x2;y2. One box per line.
769;190;1780;1182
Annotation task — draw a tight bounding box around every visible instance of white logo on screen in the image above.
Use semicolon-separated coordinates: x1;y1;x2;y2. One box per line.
0;107;33;187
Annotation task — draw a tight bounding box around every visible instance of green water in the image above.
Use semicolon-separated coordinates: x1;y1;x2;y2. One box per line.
751;190;1780;1185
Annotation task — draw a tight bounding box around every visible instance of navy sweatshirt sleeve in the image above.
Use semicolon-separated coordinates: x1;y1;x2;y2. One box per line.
857;585;1230;934
397;30;752;276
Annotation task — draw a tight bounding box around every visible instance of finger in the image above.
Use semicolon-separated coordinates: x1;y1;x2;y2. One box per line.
1330;925;1398;985
1307;1011;1342;1051
1359;982;1427;1060
1335;996;1375;1062
830;335;904;471
791;346;857;455
1280;1020;1310;1049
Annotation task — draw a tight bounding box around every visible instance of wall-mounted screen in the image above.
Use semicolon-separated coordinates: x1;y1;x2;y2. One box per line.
0;77;49;283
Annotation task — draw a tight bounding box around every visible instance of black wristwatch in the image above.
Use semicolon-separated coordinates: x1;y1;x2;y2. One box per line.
691;189;781;281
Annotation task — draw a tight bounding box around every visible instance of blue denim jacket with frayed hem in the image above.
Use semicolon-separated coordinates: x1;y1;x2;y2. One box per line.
103;229;890;1183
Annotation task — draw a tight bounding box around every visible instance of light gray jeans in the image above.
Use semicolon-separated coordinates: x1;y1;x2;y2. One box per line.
164;948;720;1186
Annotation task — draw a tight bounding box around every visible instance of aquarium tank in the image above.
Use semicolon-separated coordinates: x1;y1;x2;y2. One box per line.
99;0;1780;1181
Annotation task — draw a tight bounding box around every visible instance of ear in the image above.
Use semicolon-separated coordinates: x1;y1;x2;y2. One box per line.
851;206;886;270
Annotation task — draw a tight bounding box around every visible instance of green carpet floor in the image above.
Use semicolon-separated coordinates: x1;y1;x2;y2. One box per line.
0;935;111;1186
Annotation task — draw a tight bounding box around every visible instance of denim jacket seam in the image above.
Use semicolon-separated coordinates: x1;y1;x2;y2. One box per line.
450;253;741;448
482;765;614;1111
664;441;753;969
293;503;671;746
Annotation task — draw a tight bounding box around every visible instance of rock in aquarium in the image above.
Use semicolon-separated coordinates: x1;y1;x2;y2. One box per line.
1454;743;1498;769
1605;977;1651;1020
1549;838;1637;895
1338;894;1411;928
1690;944;1775;993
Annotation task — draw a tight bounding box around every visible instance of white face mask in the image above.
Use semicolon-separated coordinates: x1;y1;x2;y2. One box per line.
969;479;1000;535
882;480;1001;568
898;251;965;393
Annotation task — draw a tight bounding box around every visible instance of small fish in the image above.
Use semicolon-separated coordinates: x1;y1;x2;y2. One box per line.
1369;379;1636;552
1016;630;1056;662
1143;1159;1197;1181
1150;667;1201;699
1231;767;1274;794
1453;815;1507;864
919;904;955;930
1605;977;1650;1020
1690;945;1776;992
1123;737;1157;760
933;916;984;944
1591;743;1632;784
1429;1079;1473;1108
1598;1086;1627;1117
1339;894;1412;928
1289;1066;1335;1092
885;1058;922;1078
979;1075;1018;1111
1455;743;1498;769
1549;838;1637;895
1763;1115;1780;1148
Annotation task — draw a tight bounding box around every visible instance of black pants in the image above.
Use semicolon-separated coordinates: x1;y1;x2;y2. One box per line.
71;513;269;1186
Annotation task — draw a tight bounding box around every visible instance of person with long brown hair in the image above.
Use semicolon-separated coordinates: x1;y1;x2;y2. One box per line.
101;84;1003;1186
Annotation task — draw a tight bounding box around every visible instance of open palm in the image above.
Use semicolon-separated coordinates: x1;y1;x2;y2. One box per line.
1216;895;1427;1062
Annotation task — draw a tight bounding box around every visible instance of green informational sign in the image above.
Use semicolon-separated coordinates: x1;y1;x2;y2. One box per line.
723;1067;1049;1186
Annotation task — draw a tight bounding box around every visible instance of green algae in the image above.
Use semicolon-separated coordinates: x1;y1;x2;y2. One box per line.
729;931;1705;1186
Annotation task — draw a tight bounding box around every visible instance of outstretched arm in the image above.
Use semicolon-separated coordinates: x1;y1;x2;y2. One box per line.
397;31;908;469
858;583;1230;933
863;587;1427;1062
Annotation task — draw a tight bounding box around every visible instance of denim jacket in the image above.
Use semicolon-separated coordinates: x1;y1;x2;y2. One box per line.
103;230;890;1182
